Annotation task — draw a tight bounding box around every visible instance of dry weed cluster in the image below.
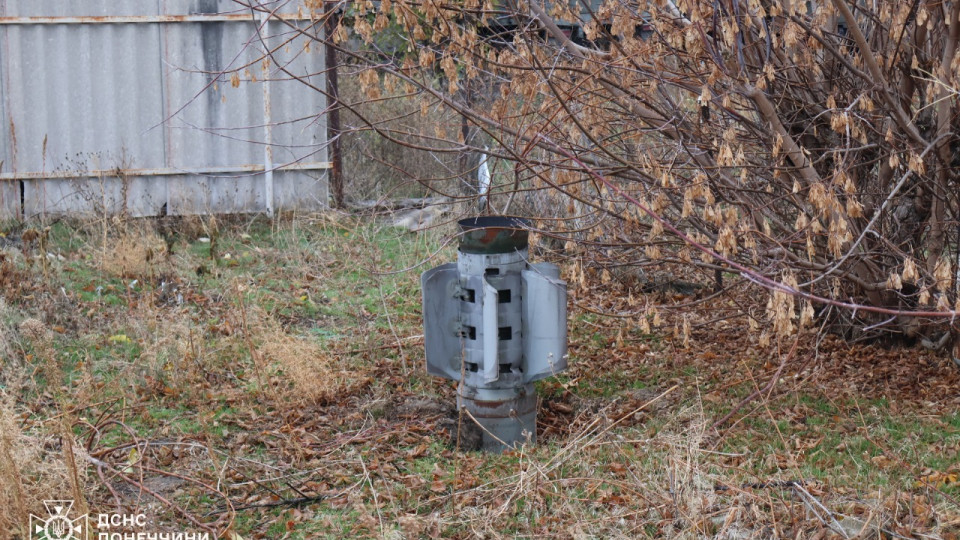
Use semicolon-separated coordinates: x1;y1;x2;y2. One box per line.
0;315;87;537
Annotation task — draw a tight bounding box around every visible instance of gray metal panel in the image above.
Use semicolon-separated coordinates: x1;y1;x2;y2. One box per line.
168;173;262;215
273;170;327;211
0;21;13;219
23;175;166;218
421;263;462;381
161;0;241;16
458;258;525;389
258;17;328;211
4;22;166;174
0;24;7;166
521;264;568;383
159;0;303;16
266;20;328;167
23;178;120;218
482;276;499;383
0;0;328;217
123;176;168;217
159;16;327;209
161;18;264;169
0;183;17;220
20;172;325;218
0;1;159;17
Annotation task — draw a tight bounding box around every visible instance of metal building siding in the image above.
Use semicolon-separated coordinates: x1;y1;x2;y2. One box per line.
162;19;265;169
0;0;159;17
0;0;328;219
3;21;168;171
269;22;329;165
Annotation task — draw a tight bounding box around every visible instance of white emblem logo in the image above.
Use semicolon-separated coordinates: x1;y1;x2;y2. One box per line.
29;500;87;540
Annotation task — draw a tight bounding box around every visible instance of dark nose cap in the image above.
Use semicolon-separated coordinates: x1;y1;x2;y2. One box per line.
458;216;531;254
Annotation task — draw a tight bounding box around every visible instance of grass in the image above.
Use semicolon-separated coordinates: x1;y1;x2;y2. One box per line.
0;214;958;538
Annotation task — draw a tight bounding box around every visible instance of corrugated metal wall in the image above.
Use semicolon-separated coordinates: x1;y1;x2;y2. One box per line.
0;0;329;219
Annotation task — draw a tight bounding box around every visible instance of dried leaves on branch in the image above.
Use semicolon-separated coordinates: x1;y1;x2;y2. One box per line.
250;0;960;345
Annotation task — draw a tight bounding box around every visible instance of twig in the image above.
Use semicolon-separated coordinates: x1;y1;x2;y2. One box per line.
709;335;801;432
83;454;218;536
546;135;960;320
545;385;678;471
792;483;850;539
359;455;385;538
713;479;806;492
206;478;364;516
793;483;915;540
207;495;329;515
376;276;406;371
137;464;236;520
829;0;926;146
95;463;124;516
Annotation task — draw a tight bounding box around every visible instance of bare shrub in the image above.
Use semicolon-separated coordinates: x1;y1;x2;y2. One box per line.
257;0;960;347
338;74;465;202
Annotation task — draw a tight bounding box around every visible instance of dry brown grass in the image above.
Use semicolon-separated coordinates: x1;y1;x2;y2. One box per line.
0;397;28;537
241;300;368;405
261;329;366;405
0;298;21;370
99;227;167;279
0;318;88;539
0;405;90;539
